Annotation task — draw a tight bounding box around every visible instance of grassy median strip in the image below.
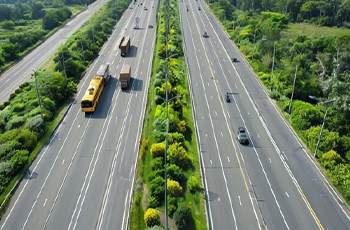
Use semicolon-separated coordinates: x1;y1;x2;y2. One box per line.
130;0;208;230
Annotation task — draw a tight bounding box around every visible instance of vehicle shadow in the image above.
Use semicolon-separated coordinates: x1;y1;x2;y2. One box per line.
132;78;143;92
127;45;138;58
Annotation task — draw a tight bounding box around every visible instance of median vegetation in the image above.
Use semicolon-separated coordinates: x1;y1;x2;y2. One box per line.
0;0;131;214
130;0;207;229
207;0;350;204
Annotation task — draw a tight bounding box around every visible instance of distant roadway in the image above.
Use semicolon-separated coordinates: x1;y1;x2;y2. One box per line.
180;0;350;229
0;0;111;104
0;0;158;229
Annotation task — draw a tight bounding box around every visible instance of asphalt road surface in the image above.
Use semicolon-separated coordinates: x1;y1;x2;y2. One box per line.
180;0;350;230
0;0;158;229
0;0;113;104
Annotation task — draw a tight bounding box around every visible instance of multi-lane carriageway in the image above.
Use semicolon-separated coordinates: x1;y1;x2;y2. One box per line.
180;0;350;229
0;0;158;229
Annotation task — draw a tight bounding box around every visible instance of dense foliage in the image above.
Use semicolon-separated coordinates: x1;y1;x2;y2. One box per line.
219;0;350;27
208;0;350;204
0;0;95;70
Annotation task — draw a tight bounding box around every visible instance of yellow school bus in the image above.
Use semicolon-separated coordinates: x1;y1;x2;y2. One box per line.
81;76;104;113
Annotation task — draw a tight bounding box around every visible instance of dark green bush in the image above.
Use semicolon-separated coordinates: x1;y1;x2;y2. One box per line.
148;169;164;182
19;82;30;89
150;157;163;171
153;130;166;143
0;140;21;160
3;101;10;107
15;88;22;94
149;176;165;200
148;196;160;208
9;93;17;100
173;206;192;230
167;164;185;182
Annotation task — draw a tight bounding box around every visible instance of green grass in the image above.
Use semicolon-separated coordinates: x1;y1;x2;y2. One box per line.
285;23;350;39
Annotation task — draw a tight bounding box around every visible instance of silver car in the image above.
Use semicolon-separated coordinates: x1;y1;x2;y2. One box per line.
237;127;249;144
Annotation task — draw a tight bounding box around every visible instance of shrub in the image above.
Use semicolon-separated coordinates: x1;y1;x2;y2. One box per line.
150;143;165;158
0;118;5;133
42;98;56;112
168;132;185;144
167;179;182;197
17;128;38;151
153;117;166;132
168;196;184;217
167;164;185;182
148;196;160;208
3;101;10;107
13;103;25;112
321;150;344;170
150;157;163;171
11;149;29;172
148;169;164;182
173;206;191;230
187;175;201;193
0;140;21;160
304;126;340;155
153;130;166;143
7;116;25;130
168;143;191;168
0;129;21;144
291;101;323;131
144;208;160;227
177;120;186;134
149;176;165;200
25;115;46;138
9;93;17;100
0;161;13;176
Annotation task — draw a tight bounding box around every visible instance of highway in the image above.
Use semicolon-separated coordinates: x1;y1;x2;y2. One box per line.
0;0;114;104
0;0;158;229
180;0;350;230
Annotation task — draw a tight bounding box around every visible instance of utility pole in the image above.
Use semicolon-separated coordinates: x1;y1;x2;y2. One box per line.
32;70;44;121
308;97;336;157
270;41;276;91
288;65;298;114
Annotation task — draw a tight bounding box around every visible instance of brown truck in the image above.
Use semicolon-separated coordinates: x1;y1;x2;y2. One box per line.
120;64;131;89
119;36;131;57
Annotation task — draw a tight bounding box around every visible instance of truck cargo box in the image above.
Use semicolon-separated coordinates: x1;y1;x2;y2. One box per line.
120;64;131;89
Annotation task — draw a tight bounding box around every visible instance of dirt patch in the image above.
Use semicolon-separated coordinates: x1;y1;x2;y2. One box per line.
159;211;178;230
142;184;149;210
